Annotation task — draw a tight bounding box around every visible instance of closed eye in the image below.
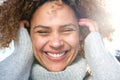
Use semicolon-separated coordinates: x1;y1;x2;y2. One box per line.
36;30;50;36
62;29;74;32
60;23;78;33
37;31;48;33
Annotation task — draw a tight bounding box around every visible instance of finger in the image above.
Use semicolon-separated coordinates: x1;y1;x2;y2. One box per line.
19;20;29;28
79;18;98;32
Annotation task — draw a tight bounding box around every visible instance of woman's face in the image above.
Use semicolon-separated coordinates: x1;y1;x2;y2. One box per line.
30;2;80;72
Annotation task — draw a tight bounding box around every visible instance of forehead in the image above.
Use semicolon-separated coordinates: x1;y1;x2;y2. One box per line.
32;1;76;19
31;1;78;27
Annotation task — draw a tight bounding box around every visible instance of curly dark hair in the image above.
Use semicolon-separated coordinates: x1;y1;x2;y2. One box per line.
0;0;34;47
0;0;114;48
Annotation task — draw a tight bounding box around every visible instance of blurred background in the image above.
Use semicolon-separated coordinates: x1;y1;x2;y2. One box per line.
102;0;120;61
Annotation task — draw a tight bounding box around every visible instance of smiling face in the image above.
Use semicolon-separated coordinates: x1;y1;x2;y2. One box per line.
30;2;80;72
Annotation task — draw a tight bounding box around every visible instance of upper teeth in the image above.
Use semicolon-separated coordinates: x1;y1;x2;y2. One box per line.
47;52;65;58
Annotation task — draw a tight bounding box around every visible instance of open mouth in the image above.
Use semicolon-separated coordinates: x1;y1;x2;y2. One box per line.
47;51;67;58
43;50;69;61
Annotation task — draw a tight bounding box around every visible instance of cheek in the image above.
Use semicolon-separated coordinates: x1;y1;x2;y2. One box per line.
64;33;80;48
31;35;47;50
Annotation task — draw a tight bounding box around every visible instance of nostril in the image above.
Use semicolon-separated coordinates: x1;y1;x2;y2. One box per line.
49;39;64;50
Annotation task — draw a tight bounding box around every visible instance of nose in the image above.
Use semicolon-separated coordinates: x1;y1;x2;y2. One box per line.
49;36;64;50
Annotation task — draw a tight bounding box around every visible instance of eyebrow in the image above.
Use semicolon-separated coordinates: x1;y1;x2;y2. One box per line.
33;23;78;29
60;23;78;28
33;25;50;29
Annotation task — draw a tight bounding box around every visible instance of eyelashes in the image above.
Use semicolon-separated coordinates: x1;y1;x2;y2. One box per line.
61;28;75;32
36;30;50;36
35;28;75;36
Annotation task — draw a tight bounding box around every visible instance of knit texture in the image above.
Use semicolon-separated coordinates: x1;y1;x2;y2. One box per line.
31;56;87;80
31;32;120;80
0;27;34;80
85;32;120;80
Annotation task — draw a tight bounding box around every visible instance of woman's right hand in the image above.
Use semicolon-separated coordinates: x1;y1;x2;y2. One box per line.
19;20;29;28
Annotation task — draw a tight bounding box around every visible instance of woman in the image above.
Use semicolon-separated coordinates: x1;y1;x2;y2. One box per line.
0;0;119;80
28;0;120;80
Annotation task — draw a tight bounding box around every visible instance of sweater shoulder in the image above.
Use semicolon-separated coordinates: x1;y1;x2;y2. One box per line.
15;27;32;49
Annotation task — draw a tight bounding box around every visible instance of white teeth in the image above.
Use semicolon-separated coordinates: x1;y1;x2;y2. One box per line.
47;52;65;58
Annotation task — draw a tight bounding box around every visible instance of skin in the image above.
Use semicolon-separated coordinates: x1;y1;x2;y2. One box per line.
30;2;81;72
29;1;97;72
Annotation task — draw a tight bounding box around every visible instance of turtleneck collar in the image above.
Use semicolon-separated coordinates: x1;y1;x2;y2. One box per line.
31;55;87;80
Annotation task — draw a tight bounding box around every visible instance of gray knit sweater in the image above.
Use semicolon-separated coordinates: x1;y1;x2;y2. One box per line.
0;28;34;80
31;32;120;80
85;32;120;80
0;28;119;80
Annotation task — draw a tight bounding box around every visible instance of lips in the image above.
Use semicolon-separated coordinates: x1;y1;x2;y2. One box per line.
43;50;69;61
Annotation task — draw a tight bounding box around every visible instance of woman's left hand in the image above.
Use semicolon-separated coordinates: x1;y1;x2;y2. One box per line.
79;18;98;32
78;18;98;39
